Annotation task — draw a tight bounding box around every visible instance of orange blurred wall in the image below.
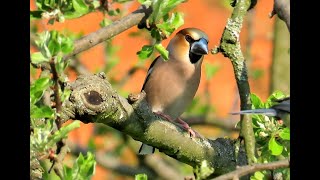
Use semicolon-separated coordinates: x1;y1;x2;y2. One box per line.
30;0;275;179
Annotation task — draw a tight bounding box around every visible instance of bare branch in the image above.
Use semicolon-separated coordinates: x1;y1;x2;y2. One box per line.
143;155;185;180
212;159;289;180
63;5;152;61
60;73;248;177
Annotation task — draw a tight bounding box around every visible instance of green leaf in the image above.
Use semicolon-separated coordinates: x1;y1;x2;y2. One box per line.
171;12;184;28
47;120;81;146
47;31;61;56
31;52;49;64
266;90;287;108
163;0;185;16
30;77;52;104
135;174;148;180
63;166;73;180
156;12;184;37
137;45;154;60
30;10;43;19
150;28;162;41
36;31;52;58
61;36;74;54
194;160;214;180
31;105;55;119
72;152;96;180
149;0;163;23
250;93;264;109
107;8;120;16
204;63;220;80
138;0;152;6
154;43;169;60
100;18;112;27
279;128;290;140
72;0;90;14
268;136;283;156
250;171;266;180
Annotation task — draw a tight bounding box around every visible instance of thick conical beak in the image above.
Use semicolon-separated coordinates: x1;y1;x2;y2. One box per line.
190;38;208;55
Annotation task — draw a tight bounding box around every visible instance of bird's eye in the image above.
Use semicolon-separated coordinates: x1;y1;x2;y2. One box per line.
185;35;194;43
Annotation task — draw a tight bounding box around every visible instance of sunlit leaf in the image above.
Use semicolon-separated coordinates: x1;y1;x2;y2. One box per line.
30;77;52;104
279;128;290;140
31;105;55;119
154;43;168;60
135;174;148;180
31;52;49;64
268;136;283;155
137;45;154;60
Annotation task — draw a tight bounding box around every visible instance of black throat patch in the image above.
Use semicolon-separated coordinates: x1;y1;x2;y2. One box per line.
189;52;202;64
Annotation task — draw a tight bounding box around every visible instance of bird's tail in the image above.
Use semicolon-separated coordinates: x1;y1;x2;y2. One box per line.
138;143;155;155
230;108;277;117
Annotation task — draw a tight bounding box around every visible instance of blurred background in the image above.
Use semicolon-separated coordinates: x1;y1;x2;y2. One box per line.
30;0;290;179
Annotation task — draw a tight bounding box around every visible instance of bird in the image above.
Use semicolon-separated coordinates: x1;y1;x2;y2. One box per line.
138;28;209;155
230;97;290;128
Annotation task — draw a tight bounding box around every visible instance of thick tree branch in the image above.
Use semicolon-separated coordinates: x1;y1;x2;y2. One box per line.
269;0;290;32
212;159;289;180
60;73;248;177
213;0;256;164
63;5;152;61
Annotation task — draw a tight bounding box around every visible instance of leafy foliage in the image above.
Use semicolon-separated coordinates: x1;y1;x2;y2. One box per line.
30;28;96;179
31;0;100;24
250;91;290;179
63;152;96;180
194;160;214;180
137;0;186;61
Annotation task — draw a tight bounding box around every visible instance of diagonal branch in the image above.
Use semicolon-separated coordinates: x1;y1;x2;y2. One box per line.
212;159;289;180
213;0;256;164
60;73;248;177
63;5;152;61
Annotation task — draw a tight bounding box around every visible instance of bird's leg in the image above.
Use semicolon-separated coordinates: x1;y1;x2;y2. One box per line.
176;117;200;138
154;111;175;122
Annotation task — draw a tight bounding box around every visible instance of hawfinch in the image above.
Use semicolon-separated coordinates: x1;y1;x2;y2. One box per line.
230;97;290;127
138;28;209;155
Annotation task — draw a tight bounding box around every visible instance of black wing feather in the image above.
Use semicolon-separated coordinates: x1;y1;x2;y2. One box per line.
141;56;160;91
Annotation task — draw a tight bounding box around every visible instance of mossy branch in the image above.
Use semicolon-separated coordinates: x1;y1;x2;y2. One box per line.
60;73;247;178
212;0;256;164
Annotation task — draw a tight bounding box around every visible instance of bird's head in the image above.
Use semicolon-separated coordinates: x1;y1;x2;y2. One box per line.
167;28;209;64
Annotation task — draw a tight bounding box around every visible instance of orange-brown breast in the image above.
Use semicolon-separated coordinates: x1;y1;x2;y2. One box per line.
143;57;202;119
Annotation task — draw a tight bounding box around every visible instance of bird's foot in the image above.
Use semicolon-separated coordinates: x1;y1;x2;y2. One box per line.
176;117;200;138
154;112;199;138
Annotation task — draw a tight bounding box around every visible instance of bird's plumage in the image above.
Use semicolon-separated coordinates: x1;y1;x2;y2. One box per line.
138;28;209;155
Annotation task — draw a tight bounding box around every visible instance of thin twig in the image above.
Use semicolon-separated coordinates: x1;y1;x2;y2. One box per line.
212;159;289;180
48;57;67;178
49;57;63;128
